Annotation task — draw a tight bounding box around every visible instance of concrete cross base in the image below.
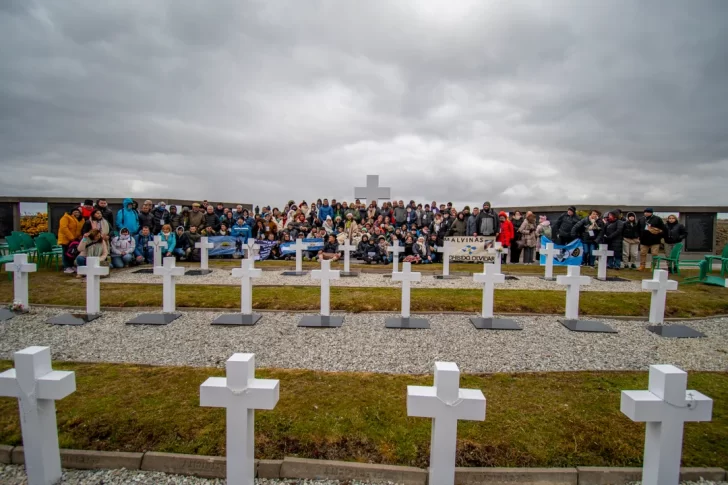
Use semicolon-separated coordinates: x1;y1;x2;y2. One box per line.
597;276;629;282
539;277;557;281
469;317;522;330
339;271;359;277
133;268;154;274
186;269;213;276
385;317;430;329
558;319;617;334
434;275;460;280
0;308;19;322
212;313;262;326
281;271;308;276
647;325;706;338
47;313;101;326
298;315;344;328
126;313;181;325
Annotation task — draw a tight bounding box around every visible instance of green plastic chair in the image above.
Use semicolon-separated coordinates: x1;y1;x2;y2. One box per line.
704;244;728;277
651;242;684;275
37;233;63;254
683;260;728;287
35;235;61;271
4;235;33;258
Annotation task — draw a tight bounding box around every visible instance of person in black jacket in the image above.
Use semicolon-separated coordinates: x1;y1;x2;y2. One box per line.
94;199;115;232
571;210;604;266
552;206;580;245
137;200;154;235
318;234;340;261
637;208;666;270
662;214;687;273
474;201;500;236
621;212;640;269
510;211;524;263
151;202;170;235
602;211;624;269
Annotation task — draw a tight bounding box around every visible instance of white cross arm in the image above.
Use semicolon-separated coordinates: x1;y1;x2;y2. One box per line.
621;390;713;422
0;369;76;400
392;270;421;282
200;377;279;409
642;280;678;291
474;272;505;284
77;263;109;277
407;386;485;421
556;274;591;286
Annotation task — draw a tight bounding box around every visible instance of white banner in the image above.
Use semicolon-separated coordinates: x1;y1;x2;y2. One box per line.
444;236;497;263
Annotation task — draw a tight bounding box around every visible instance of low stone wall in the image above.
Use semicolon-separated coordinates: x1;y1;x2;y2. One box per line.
1;445;725;484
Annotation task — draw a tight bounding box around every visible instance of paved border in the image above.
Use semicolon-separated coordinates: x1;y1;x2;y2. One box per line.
1;446;726;483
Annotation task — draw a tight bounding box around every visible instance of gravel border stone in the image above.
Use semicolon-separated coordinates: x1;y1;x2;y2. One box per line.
1;308;726;374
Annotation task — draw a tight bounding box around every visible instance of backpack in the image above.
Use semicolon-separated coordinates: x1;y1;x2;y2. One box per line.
542;225;552;239
66;240;80;259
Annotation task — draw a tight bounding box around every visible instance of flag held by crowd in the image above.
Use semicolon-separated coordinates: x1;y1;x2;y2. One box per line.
539;236;584;266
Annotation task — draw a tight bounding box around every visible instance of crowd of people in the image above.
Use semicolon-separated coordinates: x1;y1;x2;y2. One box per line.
56;198;687;275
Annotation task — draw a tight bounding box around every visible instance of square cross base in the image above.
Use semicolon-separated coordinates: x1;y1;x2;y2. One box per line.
298;315;344;328
558;319;617;334
434;275;460;280
597;276;629;282
282;271;308;276
48;313;101;326
126;313;181;325
469;317;522;330
0;308;19;322
133;268;154;274
385;317;430;329
340;271;359;277
647;325;706;338
186;269;213;276
212;313;262;326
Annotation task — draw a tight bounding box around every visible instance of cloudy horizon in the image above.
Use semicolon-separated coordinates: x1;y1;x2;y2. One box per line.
2;0;727;209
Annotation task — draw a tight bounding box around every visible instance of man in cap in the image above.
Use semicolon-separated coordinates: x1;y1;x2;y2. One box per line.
637;207;666;271
474;201;499;236
189;202;206;230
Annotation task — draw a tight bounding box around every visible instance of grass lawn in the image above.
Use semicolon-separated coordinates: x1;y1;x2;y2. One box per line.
1;266;727;318
0;361;725;468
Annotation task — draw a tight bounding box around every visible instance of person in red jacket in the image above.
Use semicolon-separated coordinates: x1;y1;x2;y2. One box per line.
496;211;514;265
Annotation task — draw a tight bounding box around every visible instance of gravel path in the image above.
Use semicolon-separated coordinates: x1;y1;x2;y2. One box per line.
1;308;726;374
102;267;645;292
0;465;393;484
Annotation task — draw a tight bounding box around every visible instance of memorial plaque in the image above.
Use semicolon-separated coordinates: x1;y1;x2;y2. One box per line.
684;213;714;253
0;203;14;238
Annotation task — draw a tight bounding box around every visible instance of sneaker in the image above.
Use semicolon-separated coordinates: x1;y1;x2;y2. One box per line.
64;268;75;274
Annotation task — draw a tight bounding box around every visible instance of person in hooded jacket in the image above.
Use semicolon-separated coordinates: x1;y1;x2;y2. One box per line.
115;198;139;236
637;208;666;271
662;214;687;273
552;206;580;245
447;212;467;236
475;202;500;236
571;210;604;266
169;205;184;230
496;212;514;264
151;202;170;234
510;211;525;263
110;227;136;268
621;212;640;269
602;211;624;269
413;236;432;263
59;207;85;273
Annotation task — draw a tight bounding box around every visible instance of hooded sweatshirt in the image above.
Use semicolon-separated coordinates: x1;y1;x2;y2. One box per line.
496;212;514;247
115;198;140;235
111;233;136;255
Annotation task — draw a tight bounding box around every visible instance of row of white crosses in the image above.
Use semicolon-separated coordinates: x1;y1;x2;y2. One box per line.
0;345;713;485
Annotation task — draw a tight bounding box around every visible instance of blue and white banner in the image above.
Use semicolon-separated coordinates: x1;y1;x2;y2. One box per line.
208;236;244;256
280;238;324;255
256;239;277;260
539;236;584;266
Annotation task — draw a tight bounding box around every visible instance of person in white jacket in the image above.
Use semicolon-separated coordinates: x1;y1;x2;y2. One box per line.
110;228;136;268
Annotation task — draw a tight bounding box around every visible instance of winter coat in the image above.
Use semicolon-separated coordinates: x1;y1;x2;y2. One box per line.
358;239;376;256
133;234;152;257
322;241;339;253
622;213;640;240
137;210;154;233
602;219;625;254
188;210;206;230
475;209;500;236
405;210;418;226
536;221;552;243
95;205;115;231
420;211;434;228
230;224;251;242
497;218;514;247
552;212;581;243
572;217;605;244
638;215;666;246
203;213;220;232
169;213;184;230
518;220;538;248
115;198;139;235
318;204;334;221
413;242;430;259
466;215;478;236
393;206;407;224
429;220;447;243
58;213;84;245
111;235;136;255
78;237;108;259
448;218;467;237
663;221;687;245
511;217;525;236
159;232;176;254
152;207;170;234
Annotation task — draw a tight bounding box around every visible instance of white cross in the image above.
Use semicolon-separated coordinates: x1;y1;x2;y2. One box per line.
5;253;37;309
594;243;614;280
200;353;279;485
556;265;591;320
77;256;109;315
436;240;457;276
392;262;421;318
148;235;168;267
311;259;340;317
621;365;713;485
232;259;262;315
339;239;357;273
0;346;76;485
290;239;309;273
642;270;678;324
486;241;509;274
473;263;505;319
154;257;186;312
407;362;486;485
541;242;559;280
195;236;215;270
387;244;405;273
354;174;391;202
243;240;260;264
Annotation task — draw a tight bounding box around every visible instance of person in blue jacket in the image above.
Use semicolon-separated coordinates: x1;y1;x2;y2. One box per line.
133;226;153;264
116;197;140;235
318;198;334;222
231;217;251;242
159;224;176;257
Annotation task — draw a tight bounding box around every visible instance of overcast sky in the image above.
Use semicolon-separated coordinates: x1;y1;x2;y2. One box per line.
2;0;727;209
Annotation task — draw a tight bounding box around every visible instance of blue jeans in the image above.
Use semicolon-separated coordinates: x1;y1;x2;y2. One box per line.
135;247;154;264
173;248;186;259
111;254;133;268
608;252;622;269
583;243;596;266
75;255;87;267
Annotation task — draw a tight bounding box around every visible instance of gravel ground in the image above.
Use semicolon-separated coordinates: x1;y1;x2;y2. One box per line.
101;266;645;292
0;465;395;484
1;308;726;374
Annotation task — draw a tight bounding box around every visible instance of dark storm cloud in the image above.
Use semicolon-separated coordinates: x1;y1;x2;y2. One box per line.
1;0;727;207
